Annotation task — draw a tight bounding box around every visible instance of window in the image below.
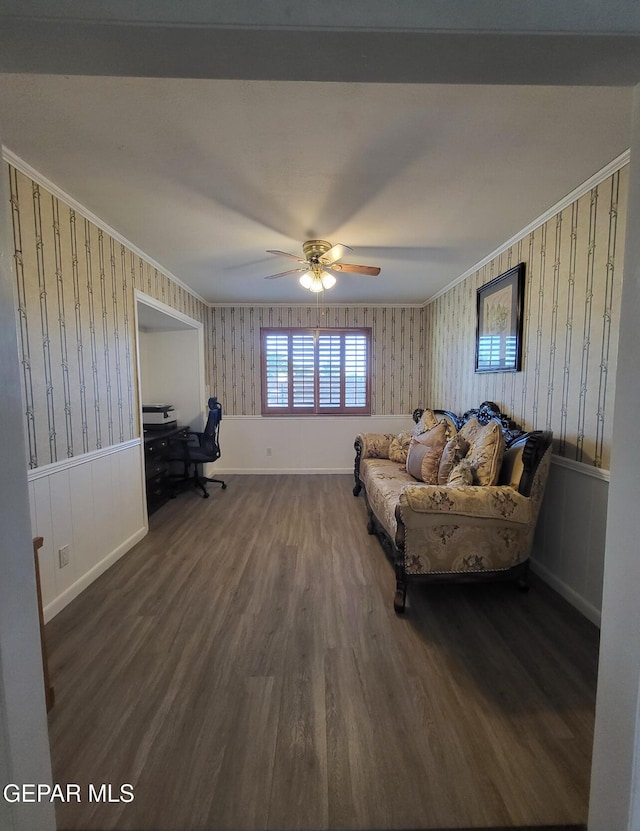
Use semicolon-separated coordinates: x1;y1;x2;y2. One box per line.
477;334;518;370
261;328;371;415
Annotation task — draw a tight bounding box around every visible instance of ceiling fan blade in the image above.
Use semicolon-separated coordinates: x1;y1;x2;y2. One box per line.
264;268;305;280
266;249;307;263
331;263;381;276
319;243;353;266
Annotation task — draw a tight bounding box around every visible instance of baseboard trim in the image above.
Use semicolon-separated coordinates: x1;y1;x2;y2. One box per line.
43;525;148;622
216;467;353;475
530;556;601;627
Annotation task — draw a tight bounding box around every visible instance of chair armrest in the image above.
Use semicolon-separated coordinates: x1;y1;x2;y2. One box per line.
398;485;532;525
168;431;201;463
172;432;200;445
355;432;395;460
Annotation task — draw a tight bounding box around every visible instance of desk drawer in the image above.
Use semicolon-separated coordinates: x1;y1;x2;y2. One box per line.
145;437;169;456
146;471;170;513
145;460;167;480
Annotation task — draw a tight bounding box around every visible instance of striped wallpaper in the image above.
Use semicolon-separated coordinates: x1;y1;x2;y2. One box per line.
8;164;209;468
8;157;627;470
425;165;627;469
209;304;425;415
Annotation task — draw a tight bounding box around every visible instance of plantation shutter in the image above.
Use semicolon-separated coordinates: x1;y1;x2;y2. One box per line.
344;333;368;407
261;328;370;415
317;333;342;409
264;332;290;408
292;333;315;409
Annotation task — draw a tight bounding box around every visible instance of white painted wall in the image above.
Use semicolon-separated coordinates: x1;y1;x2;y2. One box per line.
139;329;205;431
215;415;415;474
27;442;147;622
0;135;55;830
589;83;640;831
532;458;609;626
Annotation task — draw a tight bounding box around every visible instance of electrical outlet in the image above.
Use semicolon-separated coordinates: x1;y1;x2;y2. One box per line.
58;545;70;568
266;447;272;457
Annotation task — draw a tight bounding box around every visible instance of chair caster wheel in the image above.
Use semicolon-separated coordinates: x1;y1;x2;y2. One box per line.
222;483;227;490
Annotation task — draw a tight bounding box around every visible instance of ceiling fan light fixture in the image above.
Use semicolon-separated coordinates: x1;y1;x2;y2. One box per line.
266;240;380;290
299;268;336;293
320;272;336;290
299;271;314;289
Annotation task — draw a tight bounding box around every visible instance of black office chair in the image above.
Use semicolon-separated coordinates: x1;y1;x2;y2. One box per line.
170;397;227;498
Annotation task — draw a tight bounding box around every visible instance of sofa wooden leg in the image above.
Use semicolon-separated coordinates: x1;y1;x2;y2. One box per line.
517;561;530;591
393;578;407;614
353;481;362;496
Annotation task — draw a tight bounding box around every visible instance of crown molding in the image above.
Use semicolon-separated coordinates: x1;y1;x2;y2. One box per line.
210;301;424;309
1;147;426;311
425;148;630;306
2;145;208;307
4;144;628;313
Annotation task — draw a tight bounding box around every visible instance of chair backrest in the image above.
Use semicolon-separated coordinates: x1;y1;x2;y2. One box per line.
201;396;222;460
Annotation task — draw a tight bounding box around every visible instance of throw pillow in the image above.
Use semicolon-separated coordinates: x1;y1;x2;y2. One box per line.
458;416;484;446
388;431;412;464
447;458;474;487
464;420;506;485
411;408;439;438
406;420;449;483
437;434;470;485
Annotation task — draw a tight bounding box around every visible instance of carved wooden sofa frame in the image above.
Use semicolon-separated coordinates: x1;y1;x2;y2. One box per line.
353;401;553;613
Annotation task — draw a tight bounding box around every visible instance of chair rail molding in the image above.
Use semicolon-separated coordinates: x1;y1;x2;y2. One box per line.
27;440;147;622
26;438;141;481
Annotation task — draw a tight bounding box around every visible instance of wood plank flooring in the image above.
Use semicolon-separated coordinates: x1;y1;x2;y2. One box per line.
46;474;598;831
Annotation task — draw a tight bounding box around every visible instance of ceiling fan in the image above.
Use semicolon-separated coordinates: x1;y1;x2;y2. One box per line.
264;239;381;292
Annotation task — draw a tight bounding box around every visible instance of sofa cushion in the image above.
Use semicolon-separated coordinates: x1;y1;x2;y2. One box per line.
388;431;412;464
406;420;449;483
447;458;474;486
360;457;416;544
459;419;505;486
356;432;395;459
411;408;439;438
499;443;525;490
437;434;470;484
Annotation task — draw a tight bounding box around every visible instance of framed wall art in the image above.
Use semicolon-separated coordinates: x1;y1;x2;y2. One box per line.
475;263;525;373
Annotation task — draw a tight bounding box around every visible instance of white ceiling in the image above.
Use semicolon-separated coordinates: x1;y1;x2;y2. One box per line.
0;3;638;305
0;75;632;305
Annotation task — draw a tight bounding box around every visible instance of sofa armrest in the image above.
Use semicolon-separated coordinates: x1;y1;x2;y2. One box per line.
353;432;396;496
355;432;395;460
398;484;532;525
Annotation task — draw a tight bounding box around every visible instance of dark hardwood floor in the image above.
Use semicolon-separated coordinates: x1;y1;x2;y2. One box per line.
46;474;598;831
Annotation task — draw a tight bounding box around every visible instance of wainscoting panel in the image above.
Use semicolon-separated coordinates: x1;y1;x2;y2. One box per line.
28;441;147;621
532;456;609;626
215;415;416;474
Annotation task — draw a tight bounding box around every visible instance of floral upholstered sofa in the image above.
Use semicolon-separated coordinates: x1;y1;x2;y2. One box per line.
353;401;552;613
